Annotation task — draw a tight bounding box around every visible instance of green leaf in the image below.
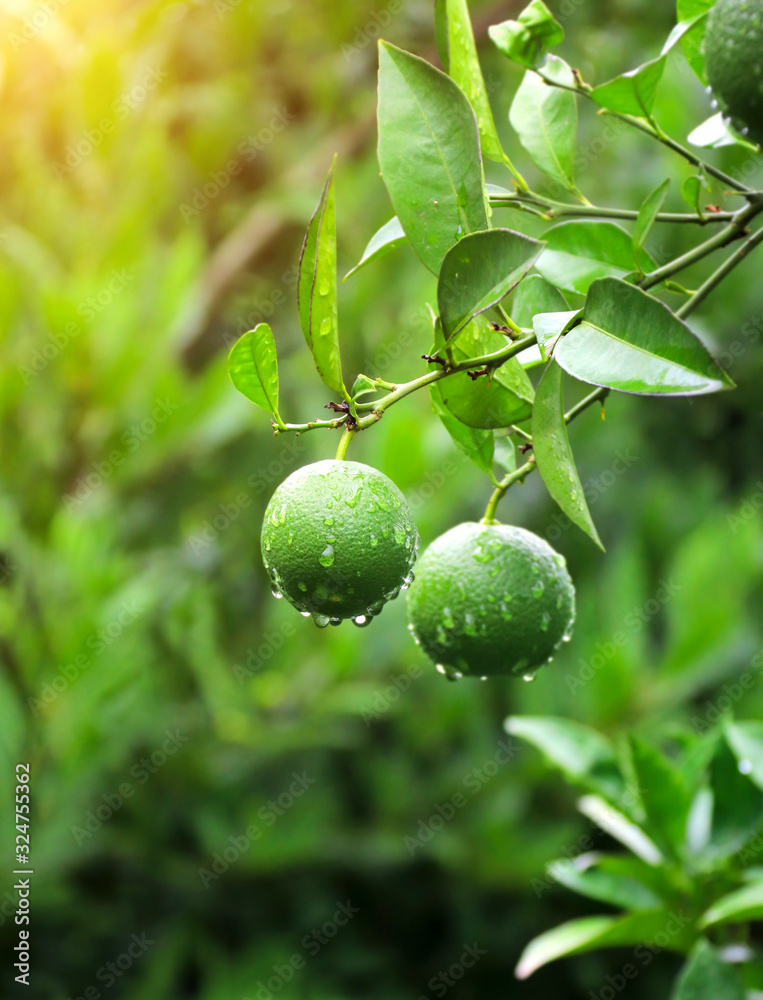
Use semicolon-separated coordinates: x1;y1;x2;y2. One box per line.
493;433;516;474
634;179;670;269
297;161;346;396
444;0;506;162
536;221;645;295
488;0;564;70
438;228;544;342
547;855;664;911
577;795;664;865
682;175;705;217
509;57;580;195
591;56;667;118
516;911;687;980
532;360;603;549
626;736;694;855
350;373;381;401
378;41;489;275
511;273;569;330
344;217;407;281
430;389;495;476
430;315;535;428
555;277;736;396
677;1;715;84
505;716;624;801
671;939;745;1000
688;113;760;151
227;324;281;418
724;721;763;792
700;881;763;929
533;309;581;360
710;738;763;855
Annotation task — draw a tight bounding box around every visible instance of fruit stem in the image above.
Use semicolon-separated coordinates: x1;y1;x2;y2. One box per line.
481;459;535;524
481;386;611;523
335;427;355;460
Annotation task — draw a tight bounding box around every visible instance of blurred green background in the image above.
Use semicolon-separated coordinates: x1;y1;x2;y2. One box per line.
1;0;762;997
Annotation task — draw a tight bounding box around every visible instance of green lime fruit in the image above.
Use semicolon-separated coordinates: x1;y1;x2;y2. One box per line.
261;459;420;627
406;522;575;679
705;0;763;145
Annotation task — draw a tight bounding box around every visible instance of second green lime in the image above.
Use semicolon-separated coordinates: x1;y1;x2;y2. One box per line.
407;522;575;678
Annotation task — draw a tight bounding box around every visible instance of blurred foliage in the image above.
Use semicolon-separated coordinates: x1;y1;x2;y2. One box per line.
0;0;762;997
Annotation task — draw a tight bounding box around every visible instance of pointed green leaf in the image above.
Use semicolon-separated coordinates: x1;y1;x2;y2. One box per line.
700;881;763;929
227;324;281;418
493;433;516;474
724;721;763;792
592;56;667;118
537;221;647;295
577;795;664;865
626;735;694;855
344;217;407;281
431;390;495;476
506;716;625;801
297;162;346;396
556;277;736;396
532;360;603;549
634;179;670;268
438;228;544;342
677;2;715;84
682;175;705;216
671;939;745;1000
509;57;580;195
444;0;506;162
710;738;763;856
489;1;564;70
378;41;489;275
547;855;663;911
431;315;535;428
516;911;687;980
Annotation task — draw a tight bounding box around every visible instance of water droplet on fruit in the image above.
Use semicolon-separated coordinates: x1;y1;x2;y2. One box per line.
480;676;488;681
323;516;335;526
442;607;455;629
312;613;331;628
300;611;311;617
711;98;719;109
329;617;342;627
319;544;335;567
739;759;754;775
352;615;372;628
393;523;406;545
532;581;545;598
523;672;537;683
369;534;378;547
435;663;447;675
271;587;282;598
540;612;551;632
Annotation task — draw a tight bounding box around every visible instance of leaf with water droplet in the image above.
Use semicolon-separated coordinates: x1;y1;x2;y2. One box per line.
297;158;347;395
228;323;282;419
